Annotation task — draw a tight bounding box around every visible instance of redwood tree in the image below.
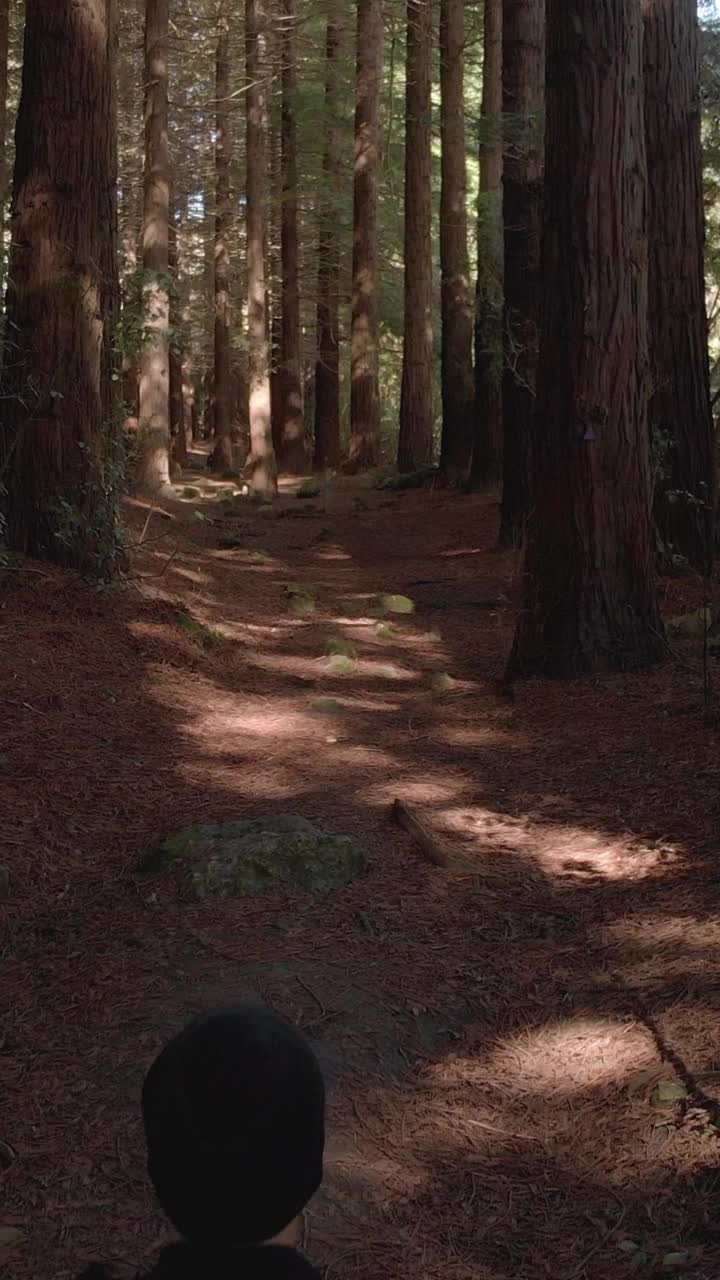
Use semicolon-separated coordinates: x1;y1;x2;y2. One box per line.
138;0;172;493
246;0;278;493
643;0;715;569
0;0;10;261
278;0;306;474
508;0;665;679
470;0;503;486
211;0;233;472
2;0;119;571
499;0;544;547
349;0;383;470
398;0;434;473
439;0;474;481
314;0;343;470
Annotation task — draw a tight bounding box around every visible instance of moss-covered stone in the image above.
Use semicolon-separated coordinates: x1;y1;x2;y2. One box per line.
139;815;366;899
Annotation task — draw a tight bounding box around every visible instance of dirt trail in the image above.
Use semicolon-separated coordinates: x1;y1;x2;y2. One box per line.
1;472;720;1280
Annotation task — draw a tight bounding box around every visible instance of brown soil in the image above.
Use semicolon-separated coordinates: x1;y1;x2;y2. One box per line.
2;462;720;1280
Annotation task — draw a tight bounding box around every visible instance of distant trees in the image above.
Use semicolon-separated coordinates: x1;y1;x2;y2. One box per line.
349;0;383;470
245;0;277;493
137;0;172;493
438;0;474;482
643;0;715;570
211;0;233;473
509;0;665;677
498;0;544;548
1;0;119;570
398;0;433;473
279;0;306;474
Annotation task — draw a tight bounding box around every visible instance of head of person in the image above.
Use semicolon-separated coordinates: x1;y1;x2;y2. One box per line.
141;1003;325;1261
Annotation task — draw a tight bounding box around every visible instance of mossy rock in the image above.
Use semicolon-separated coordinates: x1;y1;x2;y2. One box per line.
139;815;367;899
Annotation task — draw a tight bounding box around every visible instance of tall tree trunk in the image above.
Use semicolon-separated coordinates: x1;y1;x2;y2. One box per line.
470;0;503;487
498;0;544;547
2;0;119;572
349;0;383;470
137;0;171;494
211;0;233;472
0;0;10;281
508;0;665;679
246;0;278;493
643;0;715;570
278;0;305;474
169;203;188;470
398;0;433;472
438;0;474;482
314;0;343;471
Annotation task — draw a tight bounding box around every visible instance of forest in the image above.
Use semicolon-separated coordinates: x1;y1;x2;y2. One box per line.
2;1;720;1278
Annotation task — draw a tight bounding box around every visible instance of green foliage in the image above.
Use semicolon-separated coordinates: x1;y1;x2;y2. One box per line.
287;583;316;615
380;593;415;615
177;611;223;647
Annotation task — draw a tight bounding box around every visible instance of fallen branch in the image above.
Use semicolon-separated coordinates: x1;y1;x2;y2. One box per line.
391;799;449;868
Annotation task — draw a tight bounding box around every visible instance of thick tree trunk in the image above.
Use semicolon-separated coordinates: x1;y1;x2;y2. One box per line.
211;0;233;473
314;2;343;470
438;0;474;482
1;0;119;573
246;0;277;493
643;0;715;570
137;0;171;494
498;0;544;547
470;0;503;487
398;0;434;473
349;0;383;470
278;0;305;474
508;0;665;679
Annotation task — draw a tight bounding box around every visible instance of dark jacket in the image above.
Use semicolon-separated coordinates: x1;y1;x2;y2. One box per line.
79;1244;323;1280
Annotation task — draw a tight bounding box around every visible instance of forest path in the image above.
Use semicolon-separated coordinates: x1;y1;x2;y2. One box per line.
2;473;720;1280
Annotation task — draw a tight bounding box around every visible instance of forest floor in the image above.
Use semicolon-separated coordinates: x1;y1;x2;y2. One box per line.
2;454;720;1280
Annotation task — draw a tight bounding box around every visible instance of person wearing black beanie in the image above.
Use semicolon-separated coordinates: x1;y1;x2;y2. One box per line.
79;1004;327;1280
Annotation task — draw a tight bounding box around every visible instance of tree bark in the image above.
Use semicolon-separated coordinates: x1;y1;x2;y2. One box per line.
211;0;233;473
246;0;278;493
0;0;10;279
137;0;171;494
643;0;715;570
278;0;306;474
349;0;383;470
498;0;544;547
508;0;665;679
398;0;434;473
314;1;343;471
1;0;119;573
438;0;474;482
470;0;503;487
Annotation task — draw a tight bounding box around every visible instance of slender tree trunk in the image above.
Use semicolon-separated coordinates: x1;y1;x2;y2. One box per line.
643;0;715;570
0;0;10;280
211;0;233;472
508;0;665;679
438;0;474;482
349;0;383;470
277;0;305;473
246;0;278;493
270;63;283;458
137;0;171;493
498;0;544;548
398;0;433;472
1;0;119;572
314;1;342;470
169;203;188;471
470;0;503;487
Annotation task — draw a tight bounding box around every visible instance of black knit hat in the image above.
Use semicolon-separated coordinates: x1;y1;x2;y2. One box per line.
142;1004;325;1247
